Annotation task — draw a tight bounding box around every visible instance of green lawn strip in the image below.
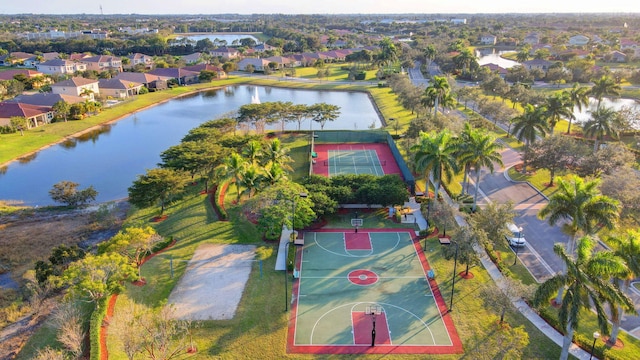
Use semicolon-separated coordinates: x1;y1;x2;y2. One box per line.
368;86;415;131
506;167;575;199
278;132;311;182
491;241;538;286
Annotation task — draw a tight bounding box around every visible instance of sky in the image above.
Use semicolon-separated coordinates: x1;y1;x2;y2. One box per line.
2;0;640;15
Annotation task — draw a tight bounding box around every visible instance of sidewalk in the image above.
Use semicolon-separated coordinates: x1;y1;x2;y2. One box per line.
426;189;595;359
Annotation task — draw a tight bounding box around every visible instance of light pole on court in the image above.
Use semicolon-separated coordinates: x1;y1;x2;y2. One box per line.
284;192;308;312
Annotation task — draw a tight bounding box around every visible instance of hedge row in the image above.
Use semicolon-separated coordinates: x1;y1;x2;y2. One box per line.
89;297;108;360
214;182;228;220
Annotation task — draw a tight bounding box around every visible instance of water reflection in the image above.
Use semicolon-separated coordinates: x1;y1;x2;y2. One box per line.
476;48;519;69
17;153;37;164
573;98;640;124
0;85;380;205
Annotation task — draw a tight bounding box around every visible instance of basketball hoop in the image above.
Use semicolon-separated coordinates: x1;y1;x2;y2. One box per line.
365;305;381;347
351;218;363;227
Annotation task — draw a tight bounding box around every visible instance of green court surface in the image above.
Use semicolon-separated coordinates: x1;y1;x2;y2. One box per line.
288;229;462;355
326;149;385;176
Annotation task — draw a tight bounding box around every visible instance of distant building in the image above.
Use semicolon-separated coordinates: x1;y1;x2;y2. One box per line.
51;77;100;100
23;29;109;40
524;33;540;45
210;47;240;60
80;55;123;73
479;34;497;45
523;59;553;72
125;53;155;70
568;35;590;46
450;18;467;25
36;59;87;75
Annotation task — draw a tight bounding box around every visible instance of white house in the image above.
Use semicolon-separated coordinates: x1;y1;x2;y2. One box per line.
479;34;497;45
51;77;100;100
80;55;123;72
98;78;143;99
568;35;590;46
125;53;154;70
210;47;240;60
36;59;87;75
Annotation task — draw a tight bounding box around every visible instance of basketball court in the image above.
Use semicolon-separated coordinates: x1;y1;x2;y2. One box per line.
287;229;462;354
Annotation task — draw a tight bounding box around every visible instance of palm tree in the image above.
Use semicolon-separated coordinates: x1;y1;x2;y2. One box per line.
411;130;459;200
455;123;475;194
261;138;293;171
453;48;477;76
511;104;549;173
589;75;621;109
532;237;633;360
237;164;262;199
583;106;619;151
538;175;620;303
564;83;590;135
423;76;451;120
516;49;530;63
423;45;437;67
544;92;575;135
215;153;247;202
459;129;504;211
607;230;640;344
242;140;263;165
262;163;288;187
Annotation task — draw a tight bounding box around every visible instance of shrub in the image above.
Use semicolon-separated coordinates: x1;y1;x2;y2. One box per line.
89;298;108;360
214;183;228;220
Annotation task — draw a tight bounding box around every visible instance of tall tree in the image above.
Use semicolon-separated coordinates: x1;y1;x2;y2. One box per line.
583;106;620;151
607;230;640;344
423;75;451;120
532;237;632;360
52;100;70;122
564;83;590;134
511;104;549;173
128;168;186;215
524;135;587;186
310;103;340;130
589;75;621;109
411;130;459;200
538;175;620;303
215;153;247;202
543;92;575;135
261;137;293;171
458;128;503;210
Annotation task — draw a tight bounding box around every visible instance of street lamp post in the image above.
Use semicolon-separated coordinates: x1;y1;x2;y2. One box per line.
440;240;458;312
590;331;600;360
513;227;523;266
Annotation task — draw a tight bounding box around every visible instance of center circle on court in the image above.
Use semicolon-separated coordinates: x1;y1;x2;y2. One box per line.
348;269;378;286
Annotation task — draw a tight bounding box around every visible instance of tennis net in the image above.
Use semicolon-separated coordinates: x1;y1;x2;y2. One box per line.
324;160;386;166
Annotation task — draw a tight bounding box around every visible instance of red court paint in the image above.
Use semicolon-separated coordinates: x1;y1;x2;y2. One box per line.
352;311;391;345
345;232;372;250
312;143;402;178
287;229;463;355
347;269;379;286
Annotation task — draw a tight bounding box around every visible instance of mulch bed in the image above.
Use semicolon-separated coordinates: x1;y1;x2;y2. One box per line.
151;214;168;222
458;271;474;279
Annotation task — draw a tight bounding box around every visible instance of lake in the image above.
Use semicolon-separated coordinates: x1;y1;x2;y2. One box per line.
0;86;380;206
476;48;519;69
572;97;640;123
175;33;259;45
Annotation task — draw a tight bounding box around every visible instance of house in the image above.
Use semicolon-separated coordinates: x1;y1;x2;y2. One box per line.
125;53;154;70
68;53;92;61
114;72;172;91
0;101;53;129
450;18;467;25
36;59;87;75
479;34;497;45
11;93;86;107
51;77;100;100
568;35;590;46
210;47;241;60
481;63;508;77
0;52;35;66
287;54;316;67
609;51;627;63
180;52;207;65
98;78;143;99
620;39;640;58
523;59;553;72
264;56;292;69
181;64;227;79
0;69;43;81
524;33;540;45
147;68;199;85
80;55;123;73
237;58;270;72
252;43;277;53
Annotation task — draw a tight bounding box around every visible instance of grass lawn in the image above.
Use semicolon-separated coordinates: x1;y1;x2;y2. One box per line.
506;166;574;198
98;184;568;359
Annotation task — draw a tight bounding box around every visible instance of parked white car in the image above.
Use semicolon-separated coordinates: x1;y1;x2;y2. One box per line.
505;223;526;247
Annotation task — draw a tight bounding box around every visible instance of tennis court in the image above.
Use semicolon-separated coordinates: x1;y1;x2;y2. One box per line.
312;143;402;178
287;229;462;354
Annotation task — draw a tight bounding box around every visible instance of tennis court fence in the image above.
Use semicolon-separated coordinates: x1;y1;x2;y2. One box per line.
324;160;386;166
